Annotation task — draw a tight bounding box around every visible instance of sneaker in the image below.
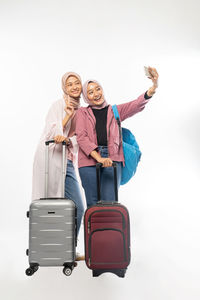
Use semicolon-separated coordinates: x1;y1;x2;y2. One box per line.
75;252;85;261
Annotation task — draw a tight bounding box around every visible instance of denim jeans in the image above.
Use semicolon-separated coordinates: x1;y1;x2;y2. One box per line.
79;146;122;208
65;160;84;235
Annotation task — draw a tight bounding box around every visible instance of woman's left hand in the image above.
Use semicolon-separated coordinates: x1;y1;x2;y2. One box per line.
64;103;75;118
146;67;159;97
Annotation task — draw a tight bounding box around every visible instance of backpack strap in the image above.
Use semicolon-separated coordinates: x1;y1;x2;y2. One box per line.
112;105;122;139
112;104;120;120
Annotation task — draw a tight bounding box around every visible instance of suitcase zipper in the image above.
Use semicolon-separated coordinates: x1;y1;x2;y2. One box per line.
88;209;126;233
88;221;91;234
88;258;91;267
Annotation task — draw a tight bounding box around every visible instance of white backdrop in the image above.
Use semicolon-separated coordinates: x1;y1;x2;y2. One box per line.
0;0;200;299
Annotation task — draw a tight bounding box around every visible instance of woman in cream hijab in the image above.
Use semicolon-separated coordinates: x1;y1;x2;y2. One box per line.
32;72;84;252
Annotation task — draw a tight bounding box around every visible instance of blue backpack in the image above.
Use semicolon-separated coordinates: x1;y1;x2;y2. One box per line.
112;105;142;185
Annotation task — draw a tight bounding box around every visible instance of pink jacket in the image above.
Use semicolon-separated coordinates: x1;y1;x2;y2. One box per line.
75;93;149;168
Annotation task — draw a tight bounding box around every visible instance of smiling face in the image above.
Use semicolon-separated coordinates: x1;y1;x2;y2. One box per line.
65;76;82;98
87;82;104;106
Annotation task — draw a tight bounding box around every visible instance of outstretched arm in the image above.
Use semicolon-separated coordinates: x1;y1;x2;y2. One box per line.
117;66;159;121
62;95;75;128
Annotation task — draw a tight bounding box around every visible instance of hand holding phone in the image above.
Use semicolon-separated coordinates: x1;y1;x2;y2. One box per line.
144;66;159;97
144;66;152;78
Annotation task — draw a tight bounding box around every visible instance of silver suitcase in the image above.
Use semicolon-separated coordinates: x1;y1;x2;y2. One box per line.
26;140;77;276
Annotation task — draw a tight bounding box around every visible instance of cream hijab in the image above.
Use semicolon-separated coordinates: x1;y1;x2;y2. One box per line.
61;72;82;110
61;72;82;135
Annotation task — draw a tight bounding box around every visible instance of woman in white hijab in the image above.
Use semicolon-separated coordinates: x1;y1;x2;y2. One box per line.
31;72;84;259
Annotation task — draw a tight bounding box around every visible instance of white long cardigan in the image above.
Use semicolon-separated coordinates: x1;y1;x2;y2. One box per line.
31;98;78;201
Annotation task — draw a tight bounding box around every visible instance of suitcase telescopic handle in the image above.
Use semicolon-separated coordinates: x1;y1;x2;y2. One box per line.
45;140;67;146
45;140;66;198
96;162;118;203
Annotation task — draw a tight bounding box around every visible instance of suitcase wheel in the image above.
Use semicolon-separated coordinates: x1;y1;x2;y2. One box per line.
25;268;34;276
63;267;72;276
25;265;39;276
26;211;29;218
32;265;39;272
26;249;29;256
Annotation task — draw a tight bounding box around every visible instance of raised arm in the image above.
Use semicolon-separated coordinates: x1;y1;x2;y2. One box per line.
62;95;75;128
117;66;159;121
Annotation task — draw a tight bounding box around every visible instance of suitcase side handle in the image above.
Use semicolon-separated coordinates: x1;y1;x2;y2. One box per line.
96;162;118;203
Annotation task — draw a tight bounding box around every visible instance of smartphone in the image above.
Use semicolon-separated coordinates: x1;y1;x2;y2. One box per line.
144;66;151;77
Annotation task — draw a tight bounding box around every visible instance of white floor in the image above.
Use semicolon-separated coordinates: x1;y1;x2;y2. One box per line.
1;169;200;300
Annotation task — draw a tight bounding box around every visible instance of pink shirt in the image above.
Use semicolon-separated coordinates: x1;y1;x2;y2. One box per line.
75;93;149;168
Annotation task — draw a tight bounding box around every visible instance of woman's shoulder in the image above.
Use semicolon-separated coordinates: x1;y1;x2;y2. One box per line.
47;98;64;111
51;98;64;107
77;106;90;114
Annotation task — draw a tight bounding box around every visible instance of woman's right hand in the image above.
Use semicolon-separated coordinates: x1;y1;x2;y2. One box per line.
98;157;113;168
90;150;113;167
54;135;70;144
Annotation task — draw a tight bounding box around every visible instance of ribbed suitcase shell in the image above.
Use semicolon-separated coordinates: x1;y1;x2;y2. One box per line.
28;199;76;267
26;141;77;276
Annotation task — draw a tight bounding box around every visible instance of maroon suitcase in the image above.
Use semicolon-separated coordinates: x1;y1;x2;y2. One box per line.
84;163;131;277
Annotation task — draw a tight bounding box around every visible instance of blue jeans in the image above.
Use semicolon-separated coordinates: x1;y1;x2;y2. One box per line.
65;160;84;236
79;146;122;208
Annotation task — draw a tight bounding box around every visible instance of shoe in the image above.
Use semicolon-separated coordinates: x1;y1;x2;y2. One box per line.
75;252;85;261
